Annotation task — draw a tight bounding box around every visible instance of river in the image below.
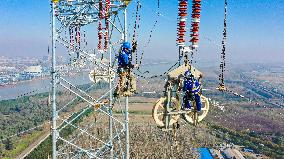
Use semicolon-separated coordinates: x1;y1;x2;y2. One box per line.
0;62;181;101
0;72;91;101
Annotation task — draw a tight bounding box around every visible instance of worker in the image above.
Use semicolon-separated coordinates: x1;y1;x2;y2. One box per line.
182;70;202;111
113;42;137;97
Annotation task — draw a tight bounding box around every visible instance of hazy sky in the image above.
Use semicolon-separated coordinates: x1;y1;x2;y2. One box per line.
0;0;284;63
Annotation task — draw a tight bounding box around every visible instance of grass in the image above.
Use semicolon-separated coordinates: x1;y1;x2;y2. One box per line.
2;130;45;159
207;122;284;158
113;110;151;115
27;107;95;158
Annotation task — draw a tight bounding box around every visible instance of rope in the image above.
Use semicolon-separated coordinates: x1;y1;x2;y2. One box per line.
216;0;246;99
16;87;49;99
131;0;141;65
134;58;182;79
109;14;117;43
223;88;245;98
219;0;227;87
137;0;160;70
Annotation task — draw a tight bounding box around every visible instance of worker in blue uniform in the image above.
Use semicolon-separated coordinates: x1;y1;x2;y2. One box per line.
114;42;137;97
182;70;202;111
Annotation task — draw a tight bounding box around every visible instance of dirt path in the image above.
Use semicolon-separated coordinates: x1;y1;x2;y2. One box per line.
16;129;51;159
15;98;156;159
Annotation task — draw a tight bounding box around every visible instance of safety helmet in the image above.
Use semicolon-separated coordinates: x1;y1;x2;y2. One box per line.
122;42;131;50
184;70;191;78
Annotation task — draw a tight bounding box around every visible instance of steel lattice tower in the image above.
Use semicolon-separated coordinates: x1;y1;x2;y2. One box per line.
50;0;131;158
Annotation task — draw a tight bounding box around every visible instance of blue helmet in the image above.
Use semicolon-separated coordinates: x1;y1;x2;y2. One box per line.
185;70;194;79
122;42;131;50
184;70;191;78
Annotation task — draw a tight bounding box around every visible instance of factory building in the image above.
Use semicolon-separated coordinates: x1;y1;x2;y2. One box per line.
222;148;245;159
24;65;43;76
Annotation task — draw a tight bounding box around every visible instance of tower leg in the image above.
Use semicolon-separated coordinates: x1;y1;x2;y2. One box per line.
51;1;57;159
125;96;129;159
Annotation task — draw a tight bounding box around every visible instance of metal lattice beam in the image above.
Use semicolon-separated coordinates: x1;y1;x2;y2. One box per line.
50;0;130;158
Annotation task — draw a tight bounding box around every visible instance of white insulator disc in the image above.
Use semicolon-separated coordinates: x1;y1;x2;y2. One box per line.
102;70;115;83
183;95;209;124
152;97;180;127
89;70;102;83
89;69;115;83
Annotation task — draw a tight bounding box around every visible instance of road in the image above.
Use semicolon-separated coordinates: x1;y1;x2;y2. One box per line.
16;129;51;159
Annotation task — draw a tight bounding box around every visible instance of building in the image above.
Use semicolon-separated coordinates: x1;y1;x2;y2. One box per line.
222;148;245;159
243;148;254;153
24;65;43;76
209;149;224;159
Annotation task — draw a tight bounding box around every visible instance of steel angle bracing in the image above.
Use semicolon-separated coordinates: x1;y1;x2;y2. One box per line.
54;0;128;27
151;0;210;134
50;0;131;158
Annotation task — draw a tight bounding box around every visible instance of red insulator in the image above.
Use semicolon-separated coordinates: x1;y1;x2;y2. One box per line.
179;13;187;17
104;31;108;51
191;27;199;30
104;0;111;51
176;0;188;45
190;37;199;43
97;0;103;52
192;15;201;19
193;3;201;7
75;26;81;44
178;30;186;33
178;29;186;32
193;9;201;13
99;0;103;19
177;38;185;41
178;21;186;26
190;0;202;47
180;1;187;5
190;33;199;37
98;21;103;51
69;27;74;49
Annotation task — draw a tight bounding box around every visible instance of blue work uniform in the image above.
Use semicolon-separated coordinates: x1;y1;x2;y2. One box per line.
117;50;132;73
183;77;202;111
114;47;136;97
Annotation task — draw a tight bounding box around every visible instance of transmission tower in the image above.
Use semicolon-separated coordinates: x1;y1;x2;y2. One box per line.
50;0;131;158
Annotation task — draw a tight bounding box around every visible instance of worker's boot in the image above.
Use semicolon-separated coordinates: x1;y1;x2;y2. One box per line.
114;73;126;97
129;72;137;94
194;94;202;112
183;98;192;110
113;87;120;98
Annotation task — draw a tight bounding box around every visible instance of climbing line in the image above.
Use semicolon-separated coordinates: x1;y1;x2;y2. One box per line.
131;0;141;65
15;87;49;99
137;0;160;70
134;58;182;79
216;0;246;99
219;0;227;88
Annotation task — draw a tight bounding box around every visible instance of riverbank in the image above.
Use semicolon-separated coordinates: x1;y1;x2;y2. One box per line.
0;72;90;101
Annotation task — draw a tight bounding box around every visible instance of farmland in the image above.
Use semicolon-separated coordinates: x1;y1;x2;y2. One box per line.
0;63;284;158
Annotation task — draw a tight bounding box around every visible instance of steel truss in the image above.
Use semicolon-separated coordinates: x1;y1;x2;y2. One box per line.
51;0;131;158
